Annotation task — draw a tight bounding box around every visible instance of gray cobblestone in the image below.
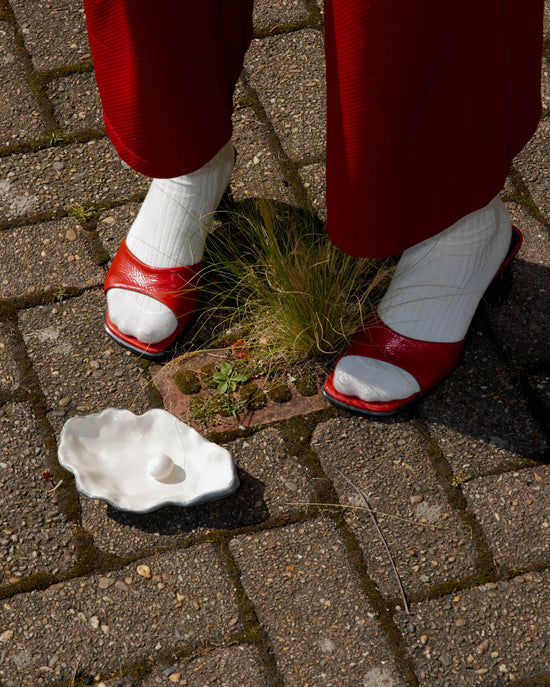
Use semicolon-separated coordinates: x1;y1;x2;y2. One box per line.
9;0;90;71
0;218;102;298
0;21;45;147
0;139;147;223
463;466;550;570
0;402;76;581
0;545;240;686
230;518;407;686
312;417;479;598
396;571;550;686
245;30;326;161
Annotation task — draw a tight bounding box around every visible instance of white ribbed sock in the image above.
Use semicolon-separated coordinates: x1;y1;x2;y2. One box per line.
333;196;512;402
107;140;234;344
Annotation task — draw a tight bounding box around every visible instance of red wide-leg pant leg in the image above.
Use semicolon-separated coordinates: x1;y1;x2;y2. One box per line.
324;0;544;257
84;1;544;257
82;0;254;179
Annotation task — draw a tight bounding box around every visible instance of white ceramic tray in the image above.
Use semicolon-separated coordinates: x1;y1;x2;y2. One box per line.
58;408;239;512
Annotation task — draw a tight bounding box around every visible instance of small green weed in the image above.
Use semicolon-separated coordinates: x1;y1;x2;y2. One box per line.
48;131;64;146
188;397;215;424
68;205;95;221
212;362;250;394
53;287;68;302
213;393;248;419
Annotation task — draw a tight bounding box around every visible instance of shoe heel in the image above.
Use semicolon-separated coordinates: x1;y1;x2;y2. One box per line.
483;262;515;305
483;225;522;306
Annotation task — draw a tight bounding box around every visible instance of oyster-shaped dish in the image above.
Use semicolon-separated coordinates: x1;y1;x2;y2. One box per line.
58;408;239;512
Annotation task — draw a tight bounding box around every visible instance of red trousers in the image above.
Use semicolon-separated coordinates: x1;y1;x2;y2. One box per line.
83;0;543;257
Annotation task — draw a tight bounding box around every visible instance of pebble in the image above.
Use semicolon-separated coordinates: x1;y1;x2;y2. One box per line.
439;653;452;667
137;564;151;579
52;161;65;171
319;638;335;654
65;228;77;241
284;481;298;491
98;577;114;590
476;639;489;654
58;396;71;408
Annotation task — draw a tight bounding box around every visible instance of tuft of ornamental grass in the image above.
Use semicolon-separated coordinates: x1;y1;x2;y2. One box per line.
199;197;391;366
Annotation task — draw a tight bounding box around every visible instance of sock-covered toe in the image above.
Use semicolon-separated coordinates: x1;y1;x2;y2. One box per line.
333;354;421;402
107;288;178;344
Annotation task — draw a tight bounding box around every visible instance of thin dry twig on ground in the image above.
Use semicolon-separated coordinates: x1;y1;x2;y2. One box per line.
285;501;448;530
335;468;412;615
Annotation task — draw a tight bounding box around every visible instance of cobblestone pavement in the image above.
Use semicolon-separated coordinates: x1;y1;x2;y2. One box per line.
1;1;549;685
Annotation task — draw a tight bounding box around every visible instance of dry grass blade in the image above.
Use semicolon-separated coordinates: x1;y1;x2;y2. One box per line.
335;468;411;615
285;501;448;530
201;197;391;367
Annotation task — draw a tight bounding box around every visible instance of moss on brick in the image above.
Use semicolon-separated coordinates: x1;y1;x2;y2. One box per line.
239;382;266;410
188;397;214;423
268;382;291;403
200;363;218;389
173;369;201;394
294;372;317;396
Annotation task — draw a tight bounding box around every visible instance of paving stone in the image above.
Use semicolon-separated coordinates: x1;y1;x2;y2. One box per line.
10;0;90;71
0;218;102;298
0;21;45;147
514;117;550;222
531;371;550;415
396;571;550;686
463;466;550;571
420;329;547;479
299;162;326;219
17;290;151;434
542;54;550;113
253;0;310;28
0;138;147;222
0;319;23;391
47;71;104;133
143;645;271;687
96;203;141;259
230;518;406;686
485;207;550;366
0;402;76;581
0;545;241;686
233;76;248;107
245;30;326;161
80;427;314;557
312;417;478;598
231;106;295;205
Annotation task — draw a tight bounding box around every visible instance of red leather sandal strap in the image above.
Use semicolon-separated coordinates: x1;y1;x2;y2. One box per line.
343;312;465;392
104;239;202;316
